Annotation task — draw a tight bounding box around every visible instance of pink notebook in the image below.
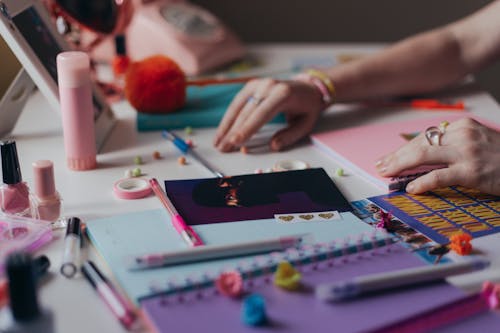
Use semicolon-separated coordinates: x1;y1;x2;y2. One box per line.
311;114;499;190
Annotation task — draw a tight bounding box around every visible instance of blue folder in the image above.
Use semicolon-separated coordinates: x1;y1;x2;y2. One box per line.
136;83;285;131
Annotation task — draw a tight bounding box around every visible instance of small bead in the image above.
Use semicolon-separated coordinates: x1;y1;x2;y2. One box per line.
184;126;193;135
178;156;187;165
134;156;143;165
241;294;267;326
132;167;142;177
152;151;161;160
274;261;302;291
215;271;243;298
185;139;194;147
335;168;344;177
124;169;133;178
254;168;263;174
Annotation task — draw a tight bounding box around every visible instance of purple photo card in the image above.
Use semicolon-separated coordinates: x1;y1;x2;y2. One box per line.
164;168;352;225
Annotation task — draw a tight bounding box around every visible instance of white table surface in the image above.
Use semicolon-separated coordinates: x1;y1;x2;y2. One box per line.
3;43;500;332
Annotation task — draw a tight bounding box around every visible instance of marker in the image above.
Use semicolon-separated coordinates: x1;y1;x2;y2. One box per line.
162;130;224;177
388;170;432;192
81;261;137;330
367;281;499;333
60;217;81;278
316;258;490;302
129;234;311;270
149;178;204;247
388;167;446;192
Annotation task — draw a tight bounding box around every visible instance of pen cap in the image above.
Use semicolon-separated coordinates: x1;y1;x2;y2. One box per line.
115;35;127;56
66;217;82;236
32;160;57;199
33;255;51;279
0;140;22;184
6;252;41;322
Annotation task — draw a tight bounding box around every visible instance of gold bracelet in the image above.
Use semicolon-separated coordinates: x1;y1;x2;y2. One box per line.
305;69;336;98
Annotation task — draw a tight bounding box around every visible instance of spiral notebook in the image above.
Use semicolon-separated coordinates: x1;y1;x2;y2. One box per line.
85;208;378;302
139;242;500;333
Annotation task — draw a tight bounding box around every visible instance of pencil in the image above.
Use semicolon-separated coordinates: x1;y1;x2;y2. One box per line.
149;178;204;247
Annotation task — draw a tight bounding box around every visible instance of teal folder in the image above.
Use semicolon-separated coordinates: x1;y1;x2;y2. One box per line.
136;83;286;131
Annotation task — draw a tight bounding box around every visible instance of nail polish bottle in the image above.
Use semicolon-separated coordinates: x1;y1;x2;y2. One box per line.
0;252;54;333
31;160;62;223
0;141;31;217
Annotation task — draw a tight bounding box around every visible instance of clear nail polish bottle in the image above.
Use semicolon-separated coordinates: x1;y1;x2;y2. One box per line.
0;141;31;217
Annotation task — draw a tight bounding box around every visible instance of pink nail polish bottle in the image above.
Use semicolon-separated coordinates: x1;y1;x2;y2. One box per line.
31;160;62;223
0;141;31;217
56;51;97;171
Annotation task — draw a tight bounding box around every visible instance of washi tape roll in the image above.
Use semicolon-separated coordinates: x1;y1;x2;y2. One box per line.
272;160;309;172
113;178;152;200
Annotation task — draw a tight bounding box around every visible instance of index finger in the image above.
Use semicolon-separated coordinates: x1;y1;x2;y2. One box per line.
214;81;258;146
377;133;454;177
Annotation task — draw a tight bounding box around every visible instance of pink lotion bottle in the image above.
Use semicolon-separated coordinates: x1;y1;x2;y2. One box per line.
31;160;62;223
56;51;97;171
0;140;31;217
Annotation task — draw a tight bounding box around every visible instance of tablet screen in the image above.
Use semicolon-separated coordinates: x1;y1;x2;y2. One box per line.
11;5;103;120
12;6;60;83
0;0;116;149
0;35;21;101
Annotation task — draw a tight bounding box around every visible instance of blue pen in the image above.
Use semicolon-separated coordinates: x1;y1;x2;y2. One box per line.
162;130;225;177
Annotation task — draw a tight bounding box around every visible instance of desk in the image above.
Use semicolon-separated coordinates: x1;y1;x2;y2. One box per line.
5;44;500;332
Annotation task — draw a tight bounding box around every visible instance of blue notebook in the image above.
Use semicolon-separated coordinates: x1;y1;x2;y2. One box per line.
85;209;380;303
136;83;285;131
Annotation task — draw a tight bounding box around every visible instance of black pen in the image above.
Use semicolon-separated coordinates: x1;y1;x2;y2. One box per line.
388;170;432;192
81;261;138;330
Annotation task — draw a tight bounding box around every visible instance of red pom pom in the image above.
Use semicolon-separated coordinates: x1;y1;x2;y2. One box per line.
125;55;186;113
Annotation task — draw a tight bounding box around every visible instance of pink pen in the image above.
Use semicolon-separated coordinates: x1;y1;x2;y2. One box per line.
81;261;137;330
149;178;204;247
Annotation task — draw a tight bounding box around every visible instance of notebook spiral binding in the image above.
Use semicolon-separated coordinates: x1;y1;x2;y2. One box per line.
140;229;399;302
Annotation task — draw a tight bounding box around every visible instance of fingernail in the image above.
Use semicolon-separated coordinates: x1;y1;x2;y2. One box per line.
220;142;233;152
271;138;281;151
229;134;242;145
406;182;415;193
375;156;390;173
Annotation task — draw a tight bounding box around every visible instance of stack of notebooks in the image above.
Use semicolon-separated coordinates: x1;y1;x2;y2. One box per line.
311;114;500;190
85;169;500;332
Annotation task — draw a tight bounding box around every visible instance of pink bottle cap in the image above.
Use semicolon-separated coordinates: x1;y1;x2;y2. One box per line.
32;160;56;199
56;51;91;88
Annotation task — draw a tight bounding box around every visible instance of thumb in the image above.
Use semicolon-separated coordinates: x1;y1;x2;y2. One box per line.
270;116;315;151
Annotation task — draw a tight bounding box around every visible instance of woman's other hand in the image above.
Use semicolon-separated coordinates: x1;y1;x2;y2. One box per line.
376;118;500;195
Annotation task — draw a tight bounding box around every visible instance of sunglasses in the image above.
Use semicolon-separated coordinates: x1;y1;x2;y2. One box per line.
52;0;132;34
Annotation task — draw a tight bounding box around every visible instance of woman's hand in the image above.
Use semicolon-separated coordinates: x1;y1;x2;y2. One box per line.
213;78;325;152
376;118;500;195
